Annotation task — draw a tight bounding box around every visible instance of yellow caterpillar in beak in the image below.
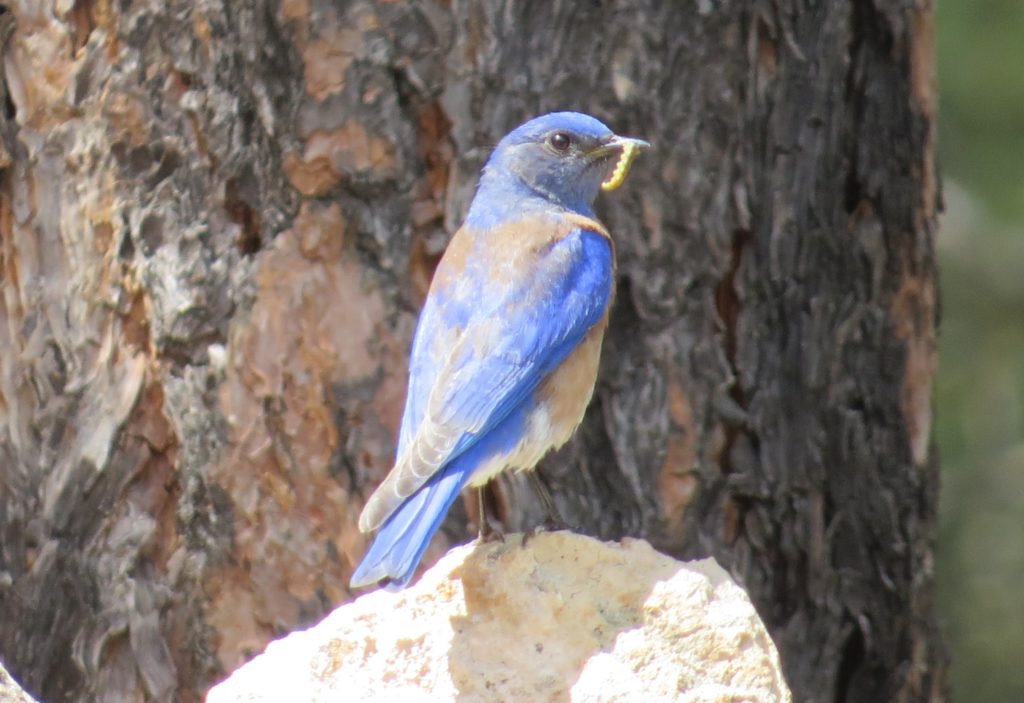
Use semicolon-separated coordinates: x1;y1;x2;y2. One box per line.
601;140;639;192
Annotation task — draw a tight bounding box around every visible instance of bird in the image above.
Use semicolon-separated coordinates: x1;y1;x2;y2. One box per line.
349;111;648;590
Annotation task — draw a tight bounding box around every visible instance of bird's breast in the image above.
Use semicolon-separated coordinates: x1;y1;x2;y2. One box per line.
465;312;609;488
533;314;608;443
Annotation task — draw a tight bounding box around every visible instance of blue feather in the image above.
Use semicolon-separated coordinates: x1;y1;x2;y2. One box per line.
350;231;611;588
350;111;641;590
349;401;529;590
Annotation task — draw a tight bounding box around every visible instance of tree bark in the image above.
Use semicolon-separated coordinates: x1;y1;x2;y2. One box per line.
0;1;943;702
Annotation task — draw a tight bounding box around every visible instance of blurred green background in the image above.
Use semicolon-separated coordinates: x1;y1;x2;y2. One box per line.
935;2;1024;701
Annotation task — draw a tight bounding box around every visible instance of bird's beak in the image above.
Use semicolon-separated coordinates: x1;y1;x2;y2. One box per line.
596;135;650;192
589;135;651;159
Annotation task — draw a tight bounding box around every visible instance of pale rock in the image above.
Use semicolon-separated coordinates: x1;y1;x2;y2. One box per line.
0;660;37;703
207;532;791;703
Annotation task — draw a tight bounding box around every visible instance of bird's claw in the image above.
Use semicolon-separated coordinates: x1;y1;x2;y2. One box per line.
478;516;506;543
521;516;573;547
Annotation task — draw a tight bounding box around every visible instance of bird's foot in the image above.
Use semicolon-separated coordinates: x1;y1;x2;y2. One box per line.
477;516;506;543
521;515;573;547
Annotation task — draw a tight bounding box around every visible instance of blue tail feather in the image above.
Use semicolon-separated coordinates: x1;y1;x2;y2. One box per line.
350;401;529;591
349;464;470;591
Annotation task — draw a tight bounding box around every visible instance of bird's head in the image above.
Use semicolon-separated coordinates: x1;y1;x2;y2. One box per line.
479;112;649;215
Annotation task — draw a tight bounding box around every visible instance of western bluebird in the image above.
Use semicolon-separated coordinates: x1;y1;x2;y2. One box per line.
350;112;648;590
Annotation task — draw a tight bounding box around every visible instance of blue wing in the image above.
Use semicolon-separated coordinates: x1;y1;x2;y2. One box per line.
350;226;612;588
359;225;613;530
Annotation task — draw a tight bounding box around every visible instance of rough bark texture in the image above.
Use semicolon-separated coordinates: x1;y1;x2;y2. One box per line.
0;1;942;702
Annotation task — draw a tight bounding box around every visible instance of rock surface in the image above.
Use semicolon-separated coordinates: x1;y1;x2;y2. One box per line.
0;661;36;703
207;532;791;702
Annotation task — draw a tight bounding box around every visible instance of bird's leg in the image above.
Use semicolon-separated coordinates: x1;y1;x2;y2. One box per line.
476;486;505;543
522;471;570;546
476;486;486;540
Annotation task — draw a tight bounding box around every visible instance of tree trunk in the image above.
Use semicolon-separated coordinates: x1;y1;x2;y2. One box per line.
0;1;943;702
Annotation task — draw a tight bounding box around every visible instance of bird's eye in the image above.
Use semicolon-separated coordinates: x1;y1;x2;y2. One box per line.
548;132;573;152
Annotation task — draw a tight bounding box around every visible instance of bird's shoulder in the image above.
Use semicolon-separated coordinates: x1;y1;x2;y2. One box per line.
432;210;612;293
